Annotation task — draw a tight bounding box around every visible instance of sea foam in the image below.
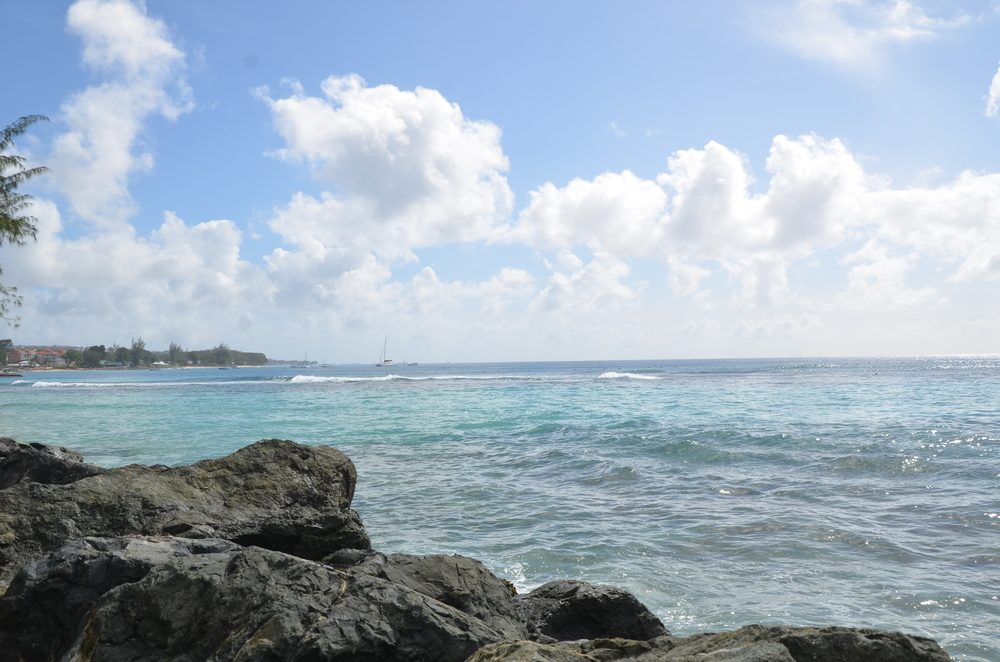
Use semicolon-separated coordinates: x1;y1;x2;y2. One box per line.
597;371;660;380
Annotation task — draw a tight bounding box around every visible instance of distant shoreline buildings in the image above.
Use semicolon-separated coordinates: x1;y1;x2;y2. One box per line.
0;340;268;369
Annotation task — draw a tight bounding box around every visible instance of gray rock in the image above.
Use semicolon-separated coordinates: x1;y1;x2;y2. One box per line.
466;639;597;662
669;624;953;662
0;439;370;589
352;551;528;641
0;536;240;661
466;625;953;661
63;544;508;661
514;580;668;643
0;437;105;489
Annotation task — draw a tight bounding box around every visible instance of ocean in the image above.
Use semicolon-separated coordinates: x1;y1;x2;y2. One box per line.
1;357;997;660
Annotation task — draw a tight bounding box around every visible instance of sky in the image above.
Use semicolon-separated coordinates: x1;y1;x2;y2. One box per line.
1;0;999;363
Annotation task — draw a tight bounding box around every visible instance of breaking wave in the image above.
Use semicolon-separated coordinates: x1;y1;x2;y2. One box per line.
597;372;660;380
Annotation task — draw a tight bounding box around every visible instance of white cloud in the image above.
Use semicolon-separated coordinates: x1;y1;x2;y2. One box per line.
512;134;868;305
836;240;938;310
666;256;712;299
2;201;271;347
864;171;1000;282
514;171;667;256
259;75;512;265
987;62;1000;118
68;0;185;80
252;75;521;325
756;0;970;67
512;132;1000;312
658;140;764;252
50;0;192;227
530;250;637;313
609;121;627;138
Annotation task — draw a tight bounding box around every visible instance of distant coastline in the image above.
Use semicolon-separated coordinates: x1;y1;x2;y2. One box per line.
1;339;268;370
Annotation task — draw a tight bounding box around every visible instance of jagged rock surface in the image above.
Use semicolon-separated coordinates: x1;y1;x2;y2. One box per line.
0;439;370;589
0;437;105;489
514;580;669;643
2;539;509;661
0;536;241;662
466;625;954;661
351;551;529;641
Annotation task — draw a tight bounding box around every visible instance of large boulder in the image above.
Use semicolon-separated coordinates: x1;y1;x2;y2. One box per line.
0;536;241;661
0;439;369;589
0;538;511;661
0;437;105;489
514;580;668;643
351;551;528;641
466;625;953;661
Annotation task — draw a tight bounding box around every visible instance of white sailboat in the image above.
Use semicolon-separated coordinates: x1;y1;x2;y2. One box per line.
376;336;393;367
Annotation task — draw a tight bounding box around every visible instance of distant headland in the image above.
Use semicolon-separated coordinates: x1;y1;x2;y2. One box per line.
0;337;268;369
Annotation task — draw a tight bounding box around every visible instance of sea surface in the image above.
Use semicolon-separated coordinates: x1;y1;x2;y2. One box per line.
1;357;998;660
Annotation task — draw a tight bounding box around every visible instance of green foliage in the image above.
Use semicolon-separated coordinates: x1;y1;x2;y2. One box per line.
182;346;267;366
1;115;48;325
130;337;147;367
212;343;231;366
168;341;183;365
82;344;106;368
0;338;11;365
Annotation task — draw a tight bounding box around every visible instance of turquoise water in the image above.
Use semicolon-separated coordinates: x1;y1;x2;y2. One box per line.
1;358;998;660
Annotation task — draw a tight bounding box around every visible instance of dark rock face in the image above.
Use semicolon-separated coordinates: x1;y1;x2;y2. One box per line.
352;551;529;641
0;439;369;589
0;536;241;662
514;579;669;643
0;437;105;489
1;538;509;662
467;625;954;661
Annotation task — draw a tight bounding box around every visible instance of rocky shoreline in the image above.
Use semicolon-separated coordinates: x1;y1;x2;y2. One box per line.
0;437;953;661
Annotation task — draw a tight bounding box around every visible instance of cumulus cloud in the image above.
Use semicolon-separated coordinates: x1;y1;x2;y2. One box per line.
514;171;667;255
2;201;271;347
755;0;970;67
530;250;637;313
864;171;1000;282
987;63;1000;118
259;75;512;266
511;132;1000;312
50;0;192;227
512;134;868;306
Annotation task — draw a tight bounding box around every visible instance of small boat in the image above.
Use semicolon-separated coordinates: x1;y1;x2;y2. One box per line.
0;372;23;377
376;336;393;367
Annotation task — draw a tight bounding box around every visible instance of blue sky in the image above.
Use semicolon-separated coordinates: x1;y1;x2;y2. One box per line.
1;0;999;362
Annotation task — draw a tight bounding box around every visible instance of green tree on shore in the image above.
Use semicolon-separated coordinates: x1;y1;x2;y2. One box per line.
82;344;106;368
1;115;49;325
130;337;147;367
212;343;231;366
168;341;183;365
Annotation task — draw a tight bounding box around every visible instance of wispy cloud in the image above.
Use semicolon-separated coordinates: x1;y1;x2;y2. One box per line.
755;0;970;67
609;121;627;138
